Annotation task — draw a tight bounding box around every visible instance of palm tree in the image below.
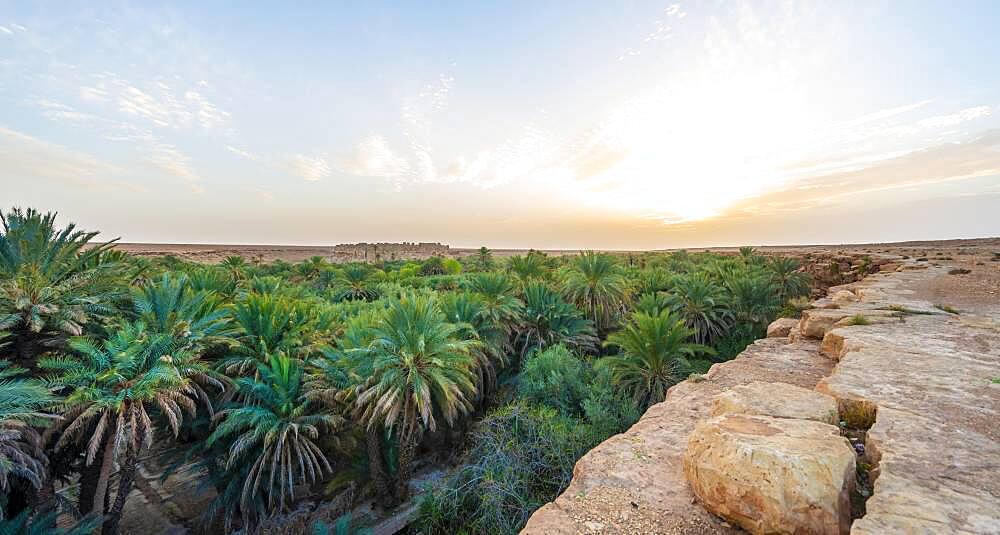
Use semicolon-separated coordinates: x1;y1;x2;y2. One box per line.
332;264;380;302
354;292;479;500
0;208;123;367
206;354;341;530
473;247;495;271
40;322;214;535
221;293;315;373
506;254;547;284
664;275;732;344
133;272;234;349
462;272;525;365
560;252;628;331
633;292;670;317
725;272;781;329
220;256;248;281
0;361;57;501
602;311;712;409
518;283;597;359
439;291;497;396
769;256;811;301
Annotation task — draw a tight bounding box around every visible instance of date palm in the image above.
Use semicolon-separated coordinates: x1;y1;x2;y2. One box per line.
518;283;597;359
0;208;122;367
40;322;213;535
0;361;57;501
133;272;235;349
332;264;381;302
473;246;495;271
560;251;629;332
725;272;781;329
664;275;732;344
602;310;712;409
354;292;479;500
769;256;811;301
221;293;315;373
507;253;547;284
206;354;340;530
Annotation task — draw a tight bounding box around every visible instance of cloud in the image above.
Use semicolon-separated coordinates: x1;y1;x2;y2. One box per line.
335;135;411;179
97;73;230;130
0;126;134;189
146;143;203;193
916;106;991;129
226;145;259;161
34;99;94;122
288;154;332;181
730;130;1000;216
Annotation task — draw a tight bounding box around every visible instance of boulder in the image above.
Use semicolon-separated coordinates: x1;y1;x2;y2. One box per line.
684;414;855;535
766;318;799;338
710;382;838;424
799;309;853;339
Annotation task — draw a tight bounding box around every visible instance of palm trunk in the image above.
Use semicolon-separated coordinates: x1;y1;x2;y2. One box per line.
394;432;418;502
78;443;104;513
366;430;390;500
91;419;117;517
102;449;138;535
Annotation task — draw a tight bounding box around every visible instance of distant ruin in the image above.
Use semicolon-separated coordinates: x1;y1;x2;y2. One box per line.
331;242;451;262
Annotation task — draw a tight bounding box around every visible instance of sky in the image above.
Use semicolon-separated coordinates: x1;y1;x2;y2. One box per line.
2;1;999;249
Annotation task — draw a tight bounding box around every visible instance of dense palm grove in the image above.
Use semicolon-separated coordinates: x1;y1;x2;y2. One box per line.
0;208;811;535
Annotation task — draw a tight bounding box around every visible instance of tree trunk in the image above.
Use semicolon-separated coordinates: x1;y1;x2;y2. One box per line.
78;442;104;513
14;330;36;372
102;449;138;535
394;432;418;502
366;430;390;500
91;419;117;517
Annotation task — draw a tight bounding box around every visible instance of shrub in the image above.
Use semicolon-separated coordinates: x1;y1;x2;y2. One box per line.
414;402;600;535
517;345;588;416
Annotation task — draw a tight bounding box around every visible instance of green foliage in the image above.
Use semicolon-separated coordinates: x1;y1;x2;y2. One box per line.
559;251;628;331
602;310;712;409
0;207;124;363
0;207;814;533
518;283;597;359
664;274;731;344
517;345;588;416
0;362;57;495
414;402;603;535
206;354;341;529
0;508;100;535
845;314;871;326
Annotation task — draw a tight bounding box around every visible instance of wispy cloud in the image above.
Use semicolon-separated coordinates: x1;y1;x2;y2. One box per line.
226;145;259;161
336;135;411;179
618;3;686;61
146;143;203;193
0;126;136;189
287;154;332;181
731;130;1000;215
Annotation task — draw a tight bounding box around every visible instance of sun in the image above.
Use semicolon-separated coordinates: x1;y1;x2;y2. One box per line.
572;69;824;223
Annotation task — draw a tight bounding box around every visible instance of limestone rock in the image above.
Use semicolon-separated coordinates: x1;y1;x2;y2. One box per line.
831;290;858;304
710;382;838;424
799;309;853;339
683;414;855;535
766;317;799;338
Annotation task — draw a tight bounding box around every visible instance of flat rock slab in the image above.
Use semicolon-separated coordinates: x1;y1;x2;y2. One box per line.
816;267;1000;534
684;414;855;535
711;381;839;424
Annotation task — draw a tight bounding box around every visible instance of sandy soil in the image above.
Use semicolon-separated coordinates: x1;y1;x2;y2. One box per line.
98;237;1000;265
